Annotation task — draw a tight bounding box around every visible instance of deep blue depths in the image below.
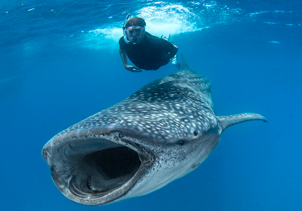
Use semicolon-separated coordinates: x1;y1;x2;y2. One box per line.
1;0;302;210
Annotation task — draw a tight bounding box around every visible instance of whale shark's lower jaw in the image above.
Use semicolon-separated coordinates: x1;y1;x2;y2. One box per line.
43;131;154;206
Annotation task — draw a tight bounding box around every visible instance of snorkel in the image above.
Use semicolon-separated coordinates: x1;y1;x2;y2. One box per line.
123;14;131;44
123;14;146;45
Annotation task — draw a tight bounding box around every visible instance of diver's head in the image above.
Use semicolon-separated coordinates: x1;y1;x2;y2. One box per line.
123;17;146;44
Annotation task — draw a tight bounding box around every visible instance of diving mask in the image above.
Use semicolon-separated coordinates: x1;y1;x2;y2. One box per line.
124;25;145;44
126;26;144;37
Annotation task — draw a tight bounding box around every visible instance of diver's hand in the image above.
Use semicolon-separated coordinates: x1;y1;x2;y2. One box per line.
125;65;142;72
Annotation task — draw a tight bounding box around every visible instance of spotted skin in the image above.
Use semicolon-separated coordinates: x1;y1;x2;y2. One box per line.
52;66;216;145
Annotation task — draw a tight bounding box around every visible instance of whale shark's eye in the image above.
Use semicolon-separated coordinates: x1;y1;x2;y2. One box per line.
179;140;185;146
193;131;198;136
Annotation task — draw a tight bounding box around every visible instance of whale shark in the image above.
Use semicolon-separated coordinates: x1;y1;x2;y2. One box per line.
42;56;267;206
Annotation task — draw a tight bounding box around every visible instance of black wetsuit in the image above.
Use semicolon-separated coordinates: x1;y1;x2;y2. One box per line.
119;32;178;70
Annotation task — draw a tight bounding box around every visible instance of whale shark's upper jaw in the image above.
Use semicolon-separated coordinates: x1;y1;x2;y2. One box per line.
42;131;154;206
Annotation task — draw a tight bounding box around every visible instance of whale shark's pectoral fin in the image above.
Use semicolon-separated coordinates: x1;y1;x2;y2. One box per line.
218;113;267;133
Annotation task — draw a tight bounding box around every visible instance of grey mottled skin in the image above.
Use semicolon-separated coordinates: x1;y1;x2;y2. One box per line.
42;56;267;206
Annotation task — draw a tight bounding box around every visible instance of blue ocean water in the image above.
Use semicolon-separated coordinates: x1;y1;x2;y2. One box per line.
1;0;302;210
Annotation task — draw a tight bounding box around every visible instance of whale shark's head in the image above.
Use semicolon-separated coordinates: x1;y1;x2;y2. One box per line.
42;119;219;206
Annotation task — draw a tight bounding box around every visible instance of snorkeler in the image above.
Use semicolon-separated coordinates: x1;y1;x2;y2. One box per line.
119;14;180;72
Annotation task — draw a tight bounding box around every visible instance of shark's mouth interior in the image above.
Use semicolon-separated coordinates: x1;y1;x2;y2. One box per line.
49;135;151;205
83;147;140;187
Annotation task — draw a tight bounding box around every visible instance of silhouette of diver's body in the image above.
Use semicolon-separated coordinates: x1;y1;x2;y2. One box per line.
119;16;180;72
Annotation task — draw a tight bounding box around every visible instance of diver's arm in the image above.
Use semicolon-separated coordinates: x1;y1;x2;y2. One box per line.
119;47;128;67
119;48;141;72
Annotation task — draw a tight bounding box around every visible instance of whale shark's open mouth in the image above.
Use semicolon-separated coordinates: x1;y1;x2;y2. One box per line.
43;132;154;206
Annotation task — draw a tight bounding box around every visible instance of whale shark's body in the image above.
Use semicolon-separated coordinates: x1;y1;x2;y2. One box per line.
42;56;266;206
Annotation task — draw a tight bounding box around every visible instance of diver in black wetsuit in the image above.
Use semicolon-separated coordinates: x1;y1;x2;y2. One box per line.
119;15;180;72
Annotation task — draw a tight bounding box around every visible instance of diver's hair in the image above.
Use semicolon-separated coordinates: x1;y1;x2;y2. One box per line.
125;17;146;28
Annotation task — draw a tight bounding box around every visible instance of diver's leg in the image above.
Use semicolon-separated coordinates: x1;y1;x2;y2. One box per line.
162;35;180;69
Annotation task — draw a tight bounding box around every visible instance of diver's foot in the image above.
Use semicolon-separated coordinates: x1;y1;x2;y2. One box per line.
171;54;180;70
161;34;171;42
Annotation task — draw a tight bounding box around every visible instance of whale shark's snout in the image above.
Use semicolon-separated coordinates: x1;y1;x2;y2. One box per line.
42;129;155;206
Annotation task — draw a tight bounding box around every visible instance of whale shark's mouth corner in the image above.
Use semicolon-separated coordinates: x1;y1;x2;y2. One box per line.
45;133;153;206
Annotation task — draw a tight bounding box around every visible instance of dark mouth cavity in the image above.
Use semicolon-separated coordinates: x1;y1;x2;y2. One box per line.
52;137;145;199
84;146;141;183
